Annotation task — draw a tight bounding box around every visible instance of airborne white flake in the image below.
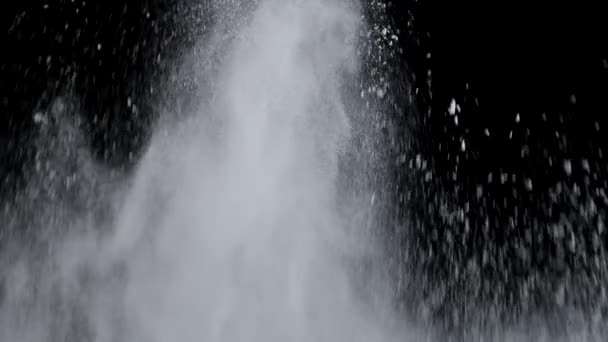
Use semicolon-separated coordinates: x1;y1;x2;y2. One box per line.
563;159;572;175
448;98;457;115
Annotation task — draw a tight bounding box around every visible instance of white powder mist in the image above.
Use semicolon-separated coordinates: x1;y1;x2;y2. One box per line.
0;0;414;341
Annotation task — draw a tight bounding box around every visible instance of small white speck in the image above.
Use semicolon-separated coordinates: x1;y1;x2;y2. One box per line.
424;171;432;182
484;128;490;136
582;159;590;172
524;178;533;191
476;185;483;199
563;159;572;176
415;154;422;169
461;139;466;152
97;43;102;51
448;99;457;115
426;52;431;59
33;112;47;124
454;116;459;126
570;94;577;104
127;97;132;107
515;113;520;123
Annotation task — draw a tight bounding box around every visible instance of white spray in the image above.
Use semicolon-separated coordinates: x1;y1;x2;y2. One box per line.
0;0;413;341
